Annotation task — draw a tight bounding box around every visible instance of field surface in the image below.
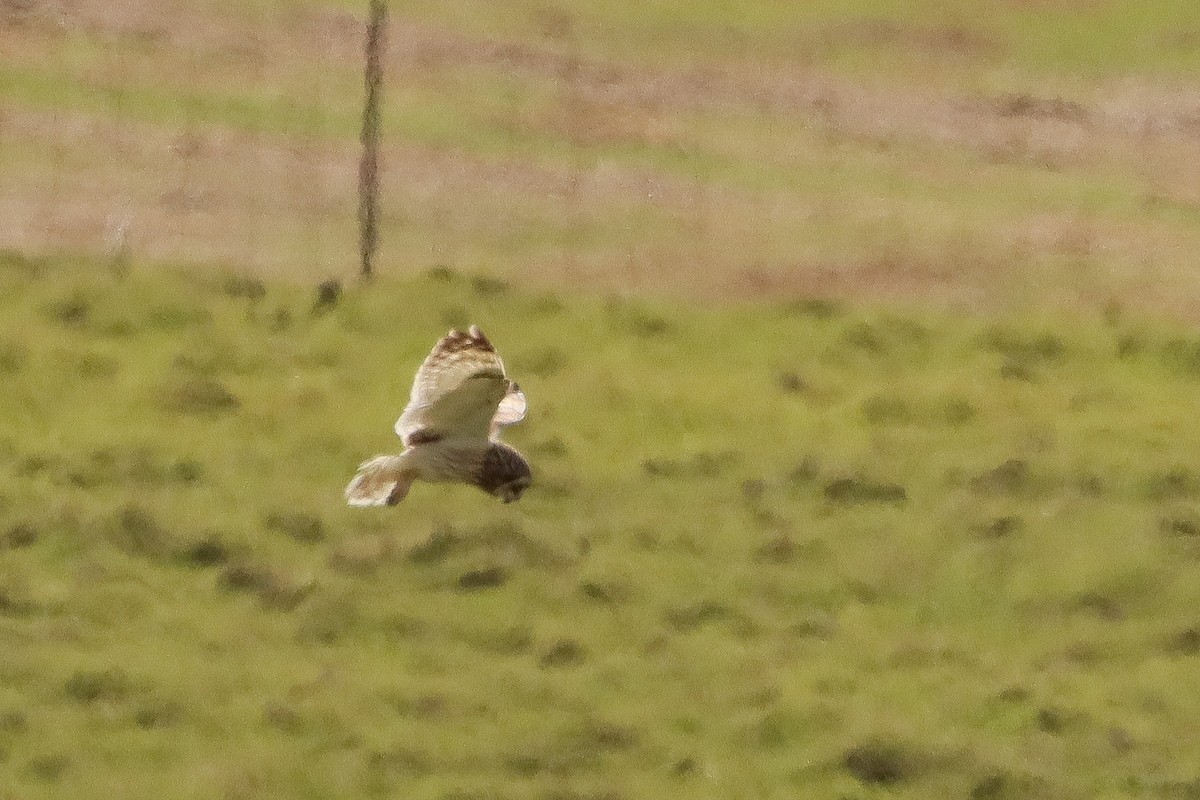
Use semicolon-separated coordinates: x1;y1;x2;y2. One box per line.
4;1;1200;799
3;0;1200;308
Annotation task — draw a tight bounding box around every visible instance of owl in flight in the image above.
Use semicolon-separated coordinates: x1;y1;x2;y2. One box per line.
345;325;531;507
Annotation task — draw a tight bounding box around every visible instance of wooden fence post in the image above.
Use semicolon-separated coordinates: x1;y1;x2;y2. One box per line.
358;0;386;280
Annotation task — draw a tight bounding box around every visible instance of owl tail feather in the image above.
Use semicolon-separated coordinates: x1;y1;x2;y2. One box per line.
345;455;414;507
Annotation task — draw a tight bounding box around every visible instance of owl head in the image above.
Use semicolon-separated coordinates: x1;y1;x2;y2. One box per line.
478;442;532;503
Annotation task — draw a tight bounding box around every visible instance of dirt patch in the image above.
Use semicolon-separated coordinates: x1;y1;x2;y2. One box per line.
1002;0;1108;7
820;19;1004;59
5;5;1200;311
0;104;707;283
991;93;1090;121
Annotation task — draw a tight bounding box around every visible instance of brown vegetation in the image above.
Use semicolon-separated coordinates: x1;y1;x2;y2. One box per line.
4;2;1200;312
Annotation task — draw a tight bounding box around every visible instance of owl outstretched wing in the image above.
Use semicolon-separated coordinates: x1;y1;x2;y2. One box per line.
395;325;525;445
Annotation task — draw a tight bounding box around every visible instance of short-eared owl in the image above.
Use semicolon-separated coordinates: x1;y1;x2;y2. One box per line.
345;325;531;506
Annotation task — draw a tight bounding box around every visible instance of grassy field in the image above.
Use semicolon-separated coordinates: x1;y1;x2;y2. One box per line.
5;0;1200;798
3;253;1200;798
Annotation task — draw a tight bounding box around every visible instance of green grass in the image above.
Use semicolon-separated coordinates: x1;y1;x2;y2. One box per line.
2;251;1200;797
3;5;1200;792
395;0;1200;77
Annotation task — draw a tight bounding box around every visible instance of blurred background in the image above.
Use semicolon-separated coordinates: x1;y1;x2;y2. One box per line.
6;3;1200;798
4;0;1200;311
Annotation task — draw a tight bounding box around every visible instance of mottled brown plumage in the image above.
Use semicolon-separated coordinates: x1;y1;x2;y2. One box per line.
345;326;531;506
478;442;532;495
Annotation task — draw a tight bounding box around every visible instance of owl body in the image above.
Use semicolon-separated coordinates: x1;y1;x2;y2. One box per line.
345;326;531;506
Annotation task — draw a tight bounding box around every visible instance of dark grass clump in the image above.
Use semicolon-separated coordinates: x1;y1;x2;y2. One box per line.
457;567;508;591
999;360;1038;381
311;278;341;314
407;526;461;565
362;746;434;787
378;613;427;645
133;697;183;730
380;689;445;719
539;638;587;669
861;393;975;426
261;702;300;734
747;706;811;749
466;625;533;656
144;303;211;332
843;737;926;785
439;303;470;330
11;453;48;479
64;350;119;379
0;340;26;374
1163;626;1200;656
971;769;1057;800
941;397;976;425
268;305;293;332
741;478;767;504
1160;337;1200;378
777;370;809;395
219;559;311;611
838;317;931;358
642;450;739;479
664;600;736;632
1034;704;1088;734
263;511;324;544
26;753;70;783
43;294;91;328
1158;509;1200;538
788;615;838;640
160;376;240;416
971;459;1036;495
527;292;565;315
578;578;632;605
539;790;627;800
789;456;820;487
974;515;1023;539
0;709;27;742
823;475;907;505
1157;778;1200;799
530;476;574;500
176;531;231;568
626;309;671;338
753;534;804;564
407;522;567;571
512;346;568;378
64;666;133;704
327;533;398;576
67;447;203;489
505;719;638;778
0;248;46;277
859;393;909;424
782;297;842;320
425;264;459;283
4;522;38;549
529;436;569;458
605;298;672;339
104;502;172;560
0;568;41;617
221;274;267;303
471;275;509;297
979;327;1066;365
295;592;360;645
1067;591;1123;622
1143;468;1200;502
1115;331;1145;360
